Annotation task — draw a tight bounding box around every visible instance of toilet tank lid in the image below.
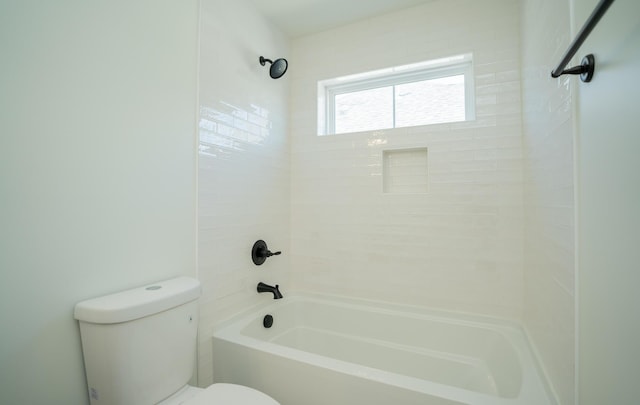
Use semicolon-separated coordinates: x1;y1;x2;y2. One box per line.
74;277;201;324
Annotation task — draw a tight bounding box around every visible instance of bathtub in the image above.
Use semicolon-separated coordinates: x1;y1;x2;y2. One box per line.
212;294;555;405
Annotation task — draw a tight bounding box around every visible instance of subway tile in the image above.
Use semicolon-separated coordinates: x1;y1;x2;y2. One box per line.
521;0;575;402
197;0;291;387
198;0;568;402
291;0;526;319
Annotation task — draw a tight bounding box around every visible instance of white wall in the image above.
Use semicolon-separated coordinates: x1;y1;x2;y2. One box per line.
197;0;290;386
289;0;524;318
574;0;640;403
520;0;576;404
0;2;199;404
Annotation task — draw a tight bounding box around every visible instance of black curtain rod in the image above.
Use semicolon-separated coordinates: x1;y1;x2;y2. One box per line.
551;0;615;82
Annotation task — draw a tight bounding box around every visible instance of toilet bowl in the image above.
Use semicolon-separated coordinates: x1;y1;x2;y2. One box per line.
159;384;279;405
74;277;280;405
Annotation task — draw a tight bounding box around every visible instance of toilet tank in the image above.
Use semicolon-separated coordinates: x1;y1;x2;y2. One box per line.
74;277;201;405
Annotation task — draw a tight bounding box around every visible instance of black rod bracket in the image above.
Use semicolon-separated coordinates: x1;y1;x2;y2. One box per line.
550;0;615;82
552;54;595;83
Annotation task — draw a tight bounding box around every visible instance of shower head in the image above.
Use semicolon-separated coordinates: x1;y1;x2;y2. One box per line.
259;56;288;79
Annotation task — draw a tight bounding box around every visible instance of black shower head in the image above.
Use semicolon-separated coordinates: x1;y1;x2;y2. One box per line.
260;56;288;79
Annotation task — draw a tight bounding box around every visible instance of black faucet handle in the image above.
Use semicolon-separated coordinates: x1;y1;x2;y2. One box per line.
252;240;281;265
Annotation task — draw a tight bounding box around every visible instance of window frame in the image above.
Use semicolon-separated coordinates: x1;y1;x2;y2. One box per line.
318;53;475;135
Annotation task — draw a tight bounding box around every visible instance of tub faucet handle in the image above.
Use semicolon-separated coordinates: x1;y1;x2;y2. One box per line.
252;240;281;265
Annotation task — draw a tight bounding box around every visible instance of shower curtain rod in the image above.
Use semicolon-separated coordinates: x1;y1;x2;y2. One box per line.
550;0;615;83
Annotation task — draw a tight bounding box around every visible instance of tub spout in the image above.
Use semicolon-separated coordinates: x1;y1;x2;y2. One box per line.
257;282;283;299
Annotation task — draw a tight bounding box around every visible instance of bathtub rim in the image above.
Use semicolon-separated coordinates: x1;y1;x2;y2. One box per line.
212;291;558;405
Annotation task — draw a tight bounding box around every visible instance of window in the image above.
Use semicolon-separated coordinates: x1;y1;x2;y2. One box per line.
318;54;474;135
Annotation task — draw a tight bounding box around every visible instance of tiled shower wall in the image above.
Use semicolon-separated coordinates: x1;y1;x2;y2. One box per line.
197;0;290;386
521;0;576;403
289;0;524;318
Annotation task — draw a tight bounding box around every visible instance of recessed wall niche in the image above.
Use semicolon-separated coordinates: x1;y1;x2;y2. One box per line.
382;147;428;194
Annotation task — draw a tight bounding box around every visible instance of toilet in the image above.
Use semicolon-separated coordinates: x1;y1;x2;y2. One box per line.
74;277;279;405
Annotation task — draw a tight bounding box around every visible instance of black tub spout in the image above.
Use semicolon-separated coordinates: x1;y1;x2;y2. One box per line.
257;282;283;299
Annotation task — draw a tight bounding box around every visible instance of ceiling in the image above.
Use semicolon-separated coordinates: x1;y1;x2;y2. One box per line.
248;0;434;38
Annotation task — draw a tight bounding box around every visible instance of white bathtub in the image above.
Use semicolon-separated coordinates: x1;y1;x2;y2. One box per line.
212;294;555;405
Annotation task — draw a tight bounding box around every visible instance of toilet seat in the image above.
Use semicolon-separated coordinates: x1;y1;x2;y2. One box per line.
184;383;280;405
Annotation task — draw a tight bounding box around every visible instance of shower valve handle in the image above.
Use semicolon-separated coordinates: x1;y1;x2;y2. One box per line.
252;240;281;265
263;249;281;257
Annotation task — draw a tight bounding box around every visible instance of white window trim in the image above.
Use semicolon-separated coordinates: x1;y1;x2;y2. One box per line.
318;53;475;136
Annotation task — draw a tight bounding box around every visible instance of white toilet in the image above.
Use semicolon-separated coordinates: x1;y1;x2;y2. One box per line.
74;277;279;405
